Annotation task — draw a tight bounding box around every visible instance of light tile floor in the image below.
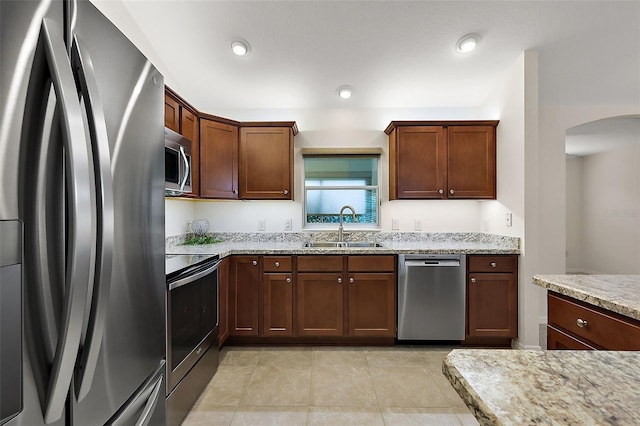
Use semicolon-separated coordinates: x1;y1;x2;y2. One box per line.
183;345;479;426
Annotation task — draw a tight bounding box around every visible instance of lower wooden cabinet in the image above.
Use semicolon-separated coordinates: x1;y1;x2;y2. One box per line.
229;256;260;336
547;291;640;350
465;255;518;345
223;254;397;342
348;272;396;337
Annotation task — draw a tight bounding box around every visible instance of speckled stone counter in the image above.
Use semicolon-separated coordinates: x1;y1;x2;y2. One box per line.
166;232;520;257
533;275;640;321
443;349;640;426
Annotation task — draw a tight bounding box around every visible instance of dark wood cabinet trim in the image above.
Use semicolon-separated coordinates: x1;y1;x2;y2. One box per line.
165;85;199;116
385;120;499;135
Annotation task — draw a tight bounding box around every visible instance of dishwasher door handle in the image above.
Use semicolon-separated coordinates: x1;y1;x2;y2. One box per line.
404;259;461;267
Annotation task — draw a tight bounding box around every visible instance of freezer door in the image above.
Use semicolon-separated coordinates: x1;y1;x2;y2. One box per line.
69;2;166;425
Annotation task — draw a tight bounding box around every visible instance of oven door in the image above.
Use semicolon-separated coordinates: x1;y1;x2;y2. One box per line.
166;260;220;393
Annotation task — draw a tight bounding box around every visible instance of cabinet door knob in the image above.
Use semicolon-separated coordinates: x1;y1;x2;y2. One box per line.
233;189;238;194
337;278;342;283
283;189;289;195
470;277;477;283
274;261;280;267
490;262;497;268
438;189;444;194
349;277;354;283
576;318;588;328
252;260;258;266
449;189;455;195
286;277;291;283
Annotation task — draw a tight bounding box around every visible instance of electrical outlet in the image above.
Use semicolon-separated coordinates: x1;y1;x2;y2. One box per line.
392;218;400;230
284;218;292;231
505;213;512;227
414;219;422;231
258;219;266;231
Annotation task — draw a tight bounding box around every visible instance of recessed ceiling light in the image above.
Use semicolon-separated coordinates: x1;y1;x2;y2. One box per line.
456;33;481;53
231;39;251;56
337;86;353;99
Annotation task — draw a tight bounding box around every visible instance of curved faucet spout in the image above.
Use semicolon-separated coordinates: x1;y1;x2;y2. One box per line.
338;205;357;242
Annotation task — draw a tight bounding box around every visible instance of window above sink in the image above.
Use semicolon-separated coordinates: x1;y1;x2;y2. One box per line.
303;154;380;230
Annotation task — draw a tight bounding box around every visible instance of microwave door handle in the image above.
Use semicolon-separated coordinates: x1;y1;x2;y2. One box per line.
70;35;115;402
179;146;189;192
27;18;93;424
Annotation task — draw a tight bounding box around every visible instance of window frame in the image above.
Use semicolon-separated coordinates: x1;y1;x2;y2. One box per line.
302;155;381;230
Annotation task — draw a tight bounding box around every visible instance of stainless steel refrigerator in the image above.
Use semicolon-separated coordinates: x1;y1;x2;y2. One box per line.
0;0;166;425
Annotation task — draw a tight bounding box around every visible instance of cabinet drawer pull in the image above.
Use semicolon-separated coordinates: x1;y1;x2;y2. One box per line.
349;277;354;283
337;278;342;283
449;189;455;195
490;262;497;268
283;189;289;195
274;261;280;267
438;189;444;194
470;277;477;283
286;277;291;283
252;260;258;266
577;318;588;328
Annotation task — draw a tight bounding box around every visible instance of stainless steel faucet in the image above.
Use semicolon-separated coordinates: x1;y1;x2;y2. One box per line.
338;205;356;242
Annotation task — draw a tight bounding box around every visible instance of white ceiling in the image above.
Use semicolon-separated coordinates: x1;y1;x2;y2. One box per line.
93;0;640;112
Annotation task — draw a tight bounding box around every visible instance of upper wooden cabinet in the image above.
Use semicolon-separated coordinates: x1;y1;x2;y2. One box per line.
386;121;498;200
200;118;238;199
164;87;200;196
239;126;295;200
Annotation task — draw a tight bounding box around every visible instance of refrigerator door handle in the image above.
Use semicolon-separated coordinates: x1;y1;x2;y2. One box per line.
35;18;94;424
134;375;163;426
70;35;115;403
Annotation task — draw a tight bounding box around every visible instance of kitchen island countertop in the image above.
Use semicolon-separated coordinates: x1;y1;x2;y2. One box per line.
534;274;640;321
443;349;640;426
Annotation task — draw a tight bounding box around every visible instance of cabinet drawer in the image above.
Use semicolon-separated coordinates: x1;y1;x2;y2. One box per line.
548;292;640;350
547;325;596;350
348;256;395;272
297;256;343;272
467;255;517;273
263;256;292;272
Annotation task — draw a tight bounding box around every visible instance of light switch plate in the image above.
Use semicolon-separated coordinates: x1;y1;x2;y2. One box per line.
284;218;292;231
258;219;266;231
414;219;422;231
505;213;512;227
392;218;400;230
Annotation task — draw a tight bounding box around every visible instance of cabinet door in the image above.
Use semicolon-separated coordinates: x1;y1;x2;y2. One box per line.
347;273;396;337
164;93;180;132
467;273;517;338
239;127;292;199
180;108;200;196
200;119;239;199
391;126;447;199
218;257;230;347
296;273;344;336
229;256;260;336
263;273;293;336
447;126;496;199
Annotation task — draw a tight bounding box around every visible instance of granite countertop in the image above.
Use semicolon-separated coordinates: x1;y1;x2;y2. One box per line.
443;349;640;426
166;232;520;257
533;275;640;321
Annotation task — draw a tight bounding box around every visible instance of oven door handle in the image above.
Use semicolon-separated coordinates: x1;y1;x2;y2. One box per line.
168;260;221;291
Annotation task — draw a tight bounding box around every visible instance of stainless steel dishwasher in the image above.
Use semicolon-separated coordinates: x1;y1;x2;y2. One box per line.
397;254;466;340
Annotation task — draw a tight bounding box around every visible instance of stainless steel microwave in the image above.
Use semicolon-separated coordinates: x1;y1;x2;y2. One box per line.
165;128;192;196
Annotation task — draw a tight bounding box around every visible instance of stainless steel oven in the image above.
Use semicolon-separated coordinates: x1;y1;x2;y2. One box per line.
165;254;221;426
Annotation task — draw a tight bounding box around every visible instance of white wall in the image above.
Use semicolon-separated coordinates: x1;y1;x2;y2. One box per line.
537;105;640;322
165;198;195;237
480;51;541;349
565;156;583;272
567;145;640;274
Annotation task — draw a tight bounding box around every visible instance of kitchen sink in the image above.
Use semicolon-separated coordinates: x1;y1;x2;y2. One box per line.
304;241;383;248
